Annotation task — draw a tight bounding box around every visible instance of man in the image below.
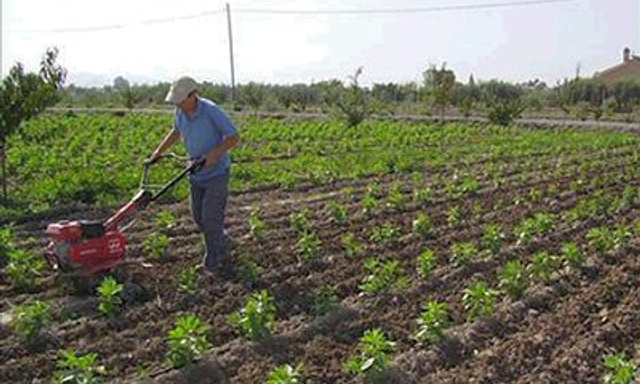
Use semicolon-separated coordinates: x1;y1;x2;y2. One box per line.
150;76;240;274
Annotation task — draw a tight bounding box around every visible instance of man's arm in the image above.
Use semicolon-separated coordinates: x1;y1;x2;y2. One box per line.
204;134;240;168
151;129;181;160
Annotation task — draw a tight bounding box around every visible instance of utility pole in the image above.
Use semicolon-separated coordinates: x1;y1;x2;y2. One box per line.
225;3;236;103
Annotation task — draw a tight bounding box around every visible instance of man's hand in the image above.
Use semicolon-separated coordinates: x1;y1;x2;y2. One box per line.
188;157;206;173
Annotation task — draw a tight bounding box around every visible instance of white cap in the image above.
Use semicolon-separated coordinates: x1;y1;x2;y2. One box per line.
165;76;198;105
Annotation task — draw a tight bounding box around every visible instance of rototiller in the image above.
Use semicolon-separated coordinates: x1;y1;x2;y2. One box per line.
44;155;203;277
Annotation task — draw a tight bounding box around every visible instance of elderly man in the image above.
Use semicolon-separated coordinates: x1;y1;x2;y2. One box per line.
150;76;240;274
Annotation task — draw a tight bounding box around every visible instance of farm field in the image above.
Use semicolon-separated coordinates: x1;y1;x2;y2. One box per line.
2;114;640;383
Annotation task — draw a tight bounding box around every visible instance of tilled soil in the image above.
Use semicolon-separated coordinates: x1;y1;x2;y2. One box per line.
2;146;640;384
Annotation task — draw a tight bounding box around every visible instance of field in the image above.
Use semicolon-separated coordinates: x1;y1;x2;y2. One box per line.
2;114;640;383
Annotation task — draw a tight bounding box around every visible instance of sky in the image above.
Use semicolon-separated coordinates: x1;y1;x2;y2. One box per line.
1;0;639;87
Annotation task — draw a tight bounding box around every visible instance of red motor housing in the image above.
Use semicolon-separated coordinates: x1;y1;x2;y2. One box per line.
45;220;128;276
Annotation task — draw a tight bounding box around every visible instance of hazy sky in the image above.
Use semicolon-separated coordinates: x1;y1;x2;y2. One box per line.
2;0;639;87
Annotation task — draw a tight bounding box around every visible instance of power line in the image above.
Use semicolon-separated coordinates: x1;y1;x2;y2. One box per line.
8;9;224;34
8;0;601;34
235;0;595;15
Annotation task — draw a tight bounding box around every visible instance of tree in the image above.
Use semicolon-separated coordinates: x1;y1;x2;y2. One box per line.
423;63;456;121
0;48;66;199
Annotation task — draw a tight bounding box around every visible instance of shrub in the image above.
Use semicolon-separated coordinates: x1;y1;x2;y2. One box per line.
166;314;211;368
97;276;124;317
229;290;276;341
344;328;395;380
12;300;52;343
416;249;437;280
6;249;44;291
414;300;449;345
53;350;105;384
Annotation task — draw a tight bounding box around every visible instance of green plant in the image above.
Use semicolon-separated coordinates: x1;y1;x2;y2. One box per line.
311;285;338;317
166;314;211;368
97;276;124;317
291;209;311;234
143;232;170;261
527;251;559;284
0;225;14;264
361;195;377;214
560;242;585;269
342;233;363;258
12;300;52;343
155;211;176;232
53;350;105;384
370;223;400;245
450;241;477;268
6;249;44;291
447;205;462;227
414;300;449;345
487;98;527;126
602;353;637;384
483;224;504;256
178;265;199;296
267;363;306;384
328;201;348;224
416;250;437;280
462;280;497;321
413;187;434;205
331;67;376;127
296;232;322;262
229;290;276;340
344;328;395;380
412;212;433;239
360;257;409;295
386;184;407;210
498;260;528;300
249;209;267;241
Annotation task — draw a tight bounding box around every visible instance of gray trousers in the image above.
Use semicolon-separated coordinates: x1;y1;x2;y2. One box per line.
189;171;230;270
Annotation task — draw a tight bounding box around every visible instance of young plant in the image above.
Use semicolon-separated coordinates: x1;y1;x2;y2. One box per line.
412;212;433;239
416;249;437;281
267;363;306;384
498;260;528;300
527;251;559;284
296;232;322;262
0;225;14;266
360;257;410;295
97;276;124;317
228;290;276;341
6;249;44;291
248;209;267;242
386;183;407;210
602;353;637;384
311;285;338;317
328;201;348;224
344;328;396;380
12;300;53;343
143;232;170;261
413;300;450;345
483;224;504;256
462;280;497;321
413;187;434;205
342;233;363;259
166;314;211;368
53;350;105;384
291;209;311;234
361;195;377;214
560;242;585;269
370;223;400;245
450;241;477;268
178;265;199;296
155;211;176;232
447;205;462;227
587;227;616;256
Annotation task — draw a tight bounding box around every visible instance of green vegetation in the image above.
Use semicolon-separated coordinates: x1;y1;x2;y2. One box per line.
344;328;395;381
166;314;211;368
229;290;277;341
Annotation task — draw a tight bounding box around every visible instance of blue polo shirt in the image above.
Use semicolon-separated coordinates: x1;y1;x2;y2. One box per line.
174;97;237;183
